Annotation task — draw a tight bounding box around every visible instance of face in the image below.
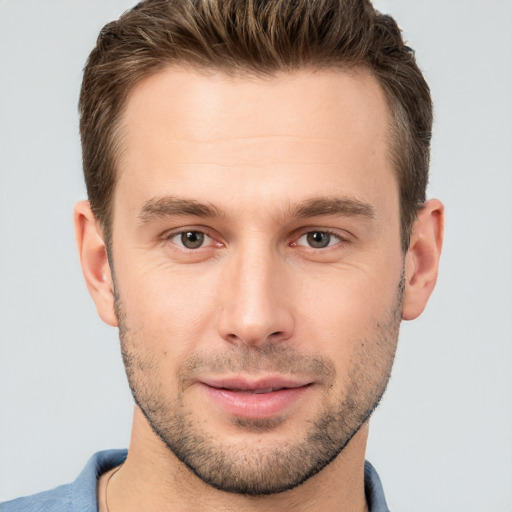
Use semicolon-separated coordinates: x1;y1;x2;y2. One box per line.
110;67;405;495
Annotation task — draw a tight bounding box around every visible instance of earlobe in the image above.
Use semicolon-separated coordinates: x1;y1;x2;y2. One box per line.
74;200;118;327
402;199;444;321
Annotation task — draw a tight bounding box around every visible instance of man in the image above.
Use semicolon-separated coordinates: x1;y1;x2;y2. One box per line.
1;0;443;510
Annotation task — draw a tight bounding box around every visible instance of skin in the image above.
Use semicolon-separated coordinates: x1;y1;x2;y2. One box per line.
75;67;444;512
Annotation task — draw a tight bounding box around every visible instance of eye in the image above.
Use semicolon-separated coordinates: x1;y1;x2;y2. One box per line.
296;231;342;249
170;230;209;249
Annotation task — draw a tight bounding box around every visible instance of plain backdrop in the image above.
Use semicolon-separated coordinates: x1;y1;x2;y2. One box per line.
0;1;511;510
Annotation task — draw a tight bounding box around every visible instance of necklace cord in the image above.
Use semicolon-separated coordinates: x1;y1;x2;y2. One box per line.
104;466;122;512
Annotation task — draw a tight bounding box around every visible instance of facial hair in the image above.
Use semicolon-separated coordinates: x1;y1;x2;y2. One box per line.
115;277;403;496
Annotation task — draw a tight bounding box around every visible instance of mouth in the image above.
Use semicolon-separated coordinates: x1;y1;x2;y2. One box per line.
199;377;313;419
237;387;289;394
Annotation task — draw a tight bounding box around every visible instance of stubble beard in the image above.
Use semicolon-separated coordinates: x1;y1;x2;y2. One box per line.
115;280;403;496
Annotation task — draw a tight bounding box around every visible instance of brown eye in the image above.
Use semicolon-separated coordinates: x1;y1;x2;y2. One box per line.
306;231;331;248
180;231;205;249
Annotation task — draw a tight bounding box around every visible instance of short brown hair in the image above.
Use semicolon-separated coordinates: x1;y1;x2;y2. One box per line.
79;0;432;251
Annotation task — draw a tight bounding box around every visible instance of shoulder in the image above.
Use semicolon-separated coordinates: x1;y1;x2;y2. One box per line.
0;484;72;512
0;450;128;512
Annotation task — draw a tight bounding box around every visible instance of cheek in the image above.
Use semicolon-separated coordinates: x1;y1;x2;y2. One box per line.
115;262;218;356
302;273;387;318
297;266;401;353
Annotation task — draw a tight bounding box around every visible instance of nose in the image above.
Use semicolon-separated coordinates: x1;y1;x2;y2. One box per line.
216;243;295;347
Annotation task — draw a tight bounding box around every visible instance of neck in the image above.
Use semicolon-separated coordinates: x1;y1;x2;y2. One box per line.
107;407;370;512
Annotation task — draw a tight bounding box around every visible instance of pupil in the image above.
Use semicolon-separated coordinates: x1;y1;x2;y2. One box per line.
307;232;330;248
182;231;204;248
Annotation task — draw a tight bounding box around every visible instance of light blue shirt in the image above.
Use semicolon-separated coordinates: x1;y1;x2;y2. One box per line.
1;450;390;511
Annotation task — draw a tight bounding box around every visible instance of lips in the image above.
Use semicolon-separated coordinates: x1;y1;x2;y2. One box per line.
200;377;312;419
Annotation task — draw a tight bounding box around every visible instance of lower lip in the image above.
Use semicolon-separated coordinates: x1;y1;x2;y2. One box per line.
201;384;311;419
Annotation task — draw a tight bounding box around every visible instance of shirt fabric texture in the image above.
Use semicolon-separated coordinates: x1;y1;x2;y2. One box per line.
0;450;390;511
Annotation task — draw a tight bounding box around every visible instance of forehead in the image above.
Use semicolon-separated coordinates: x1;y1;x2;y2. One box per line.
116;66;396;216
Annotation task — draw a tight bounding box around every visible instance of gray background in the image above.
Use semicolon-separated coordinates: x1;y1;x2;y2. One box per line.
0;1;511;510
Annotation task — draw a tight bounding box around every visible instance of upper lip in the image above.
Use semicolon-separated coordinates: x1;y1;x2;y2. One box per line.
200;376;312;392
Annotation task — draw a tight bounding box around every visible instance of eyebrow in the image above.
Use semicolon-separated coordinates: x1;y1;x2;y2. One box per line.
139;196;224;224
292;197;375;219
138;195;375;224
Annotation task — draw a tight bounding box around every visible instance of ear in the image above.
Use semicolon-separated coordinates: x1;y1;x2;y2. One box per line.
402;199;444;320
74;200;118;327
